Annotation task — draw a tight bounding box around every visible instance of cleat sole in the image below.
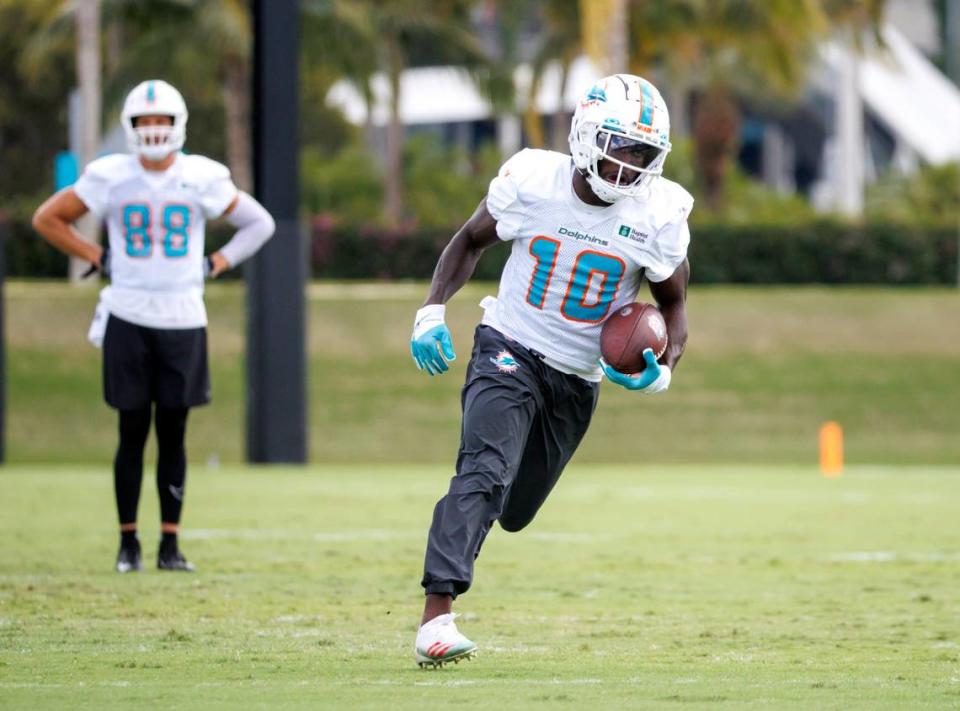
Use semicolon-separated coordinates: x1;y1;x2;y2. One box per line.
416;648;477;669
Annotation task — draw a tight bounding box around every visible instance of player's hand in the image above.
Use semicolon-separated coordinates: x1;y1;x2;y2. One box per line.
410;304;456;376
204;252;230;279
82;243;110;279
600;348;671;394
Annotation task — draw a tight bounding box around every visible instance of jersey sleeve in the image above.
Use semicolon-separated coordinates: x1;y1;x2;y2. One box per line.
189;156;239;218
72;155;127;217
486;150;533;241
645;183;694;283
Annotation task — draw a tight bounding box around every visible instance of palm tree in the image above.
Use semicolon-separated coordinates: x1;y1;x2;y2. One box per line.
626;0;888;209
26;0;254;191
515;0;581;151
306;0;494;227
117;0;253;191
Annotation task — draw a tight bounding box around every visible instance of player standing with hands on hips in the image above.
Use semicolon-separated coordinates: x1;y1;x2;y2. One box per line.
33;80;275;573
409;74;693;667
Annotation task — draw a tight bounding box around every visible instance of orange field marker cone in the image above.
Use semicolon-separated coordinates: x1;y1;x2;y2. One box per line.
819;421;844;477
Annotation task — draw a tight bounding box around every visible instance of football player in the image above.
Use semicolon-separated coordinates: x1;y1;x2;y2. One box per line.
33;80;275;573
410;75;693;667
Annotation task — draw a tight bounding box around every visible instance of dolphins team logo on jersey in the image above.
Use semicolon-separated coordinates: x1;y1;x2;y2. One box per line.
490;350;520;373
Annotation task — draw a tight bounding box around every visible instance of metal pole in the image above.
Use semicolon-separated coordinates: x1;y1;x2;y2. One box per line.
71;0;101;282
247;0;306;463
0;214;6;463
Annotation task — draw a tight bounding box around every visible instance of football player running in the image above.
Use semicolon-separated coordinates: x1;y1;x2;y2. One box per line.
410;74;692;667
33;80;275;573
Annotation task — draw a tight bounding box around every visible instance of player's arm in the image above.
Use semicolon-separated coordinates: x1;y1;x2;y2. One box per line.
424;199;500;305
411;199;501;375
32;188;103;268
601;258;689;394
648;257;689;371
205;192;275;278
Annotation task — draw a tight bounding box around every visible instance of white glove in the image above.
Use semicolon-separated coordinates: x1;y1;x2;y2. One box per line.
410;305;456;375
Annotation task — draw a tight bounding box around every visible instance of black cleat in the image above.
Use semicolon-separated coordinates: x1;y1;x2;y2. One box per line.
115;540;143;573
157;546;195;572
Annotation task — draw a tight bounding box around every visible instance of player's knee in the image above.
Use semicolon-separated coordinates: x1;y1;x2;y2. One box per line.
118;407;151;442
448;470;507;511
498;511;534;533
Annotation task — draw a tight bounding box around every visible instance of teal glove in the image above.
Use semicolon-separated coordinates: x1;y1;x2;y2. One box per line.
600;348;672;394
411;304;456;376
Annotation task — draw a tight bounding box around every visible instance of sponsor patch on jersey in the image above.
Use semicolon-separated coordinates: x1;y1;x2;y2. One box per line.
490;350;520;374
617;224;649;244
559;225;609;246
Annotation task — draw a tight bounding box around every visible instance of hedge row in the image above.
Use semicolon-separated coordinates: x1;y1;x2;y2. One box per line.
310;219;959;285
3;214;957;285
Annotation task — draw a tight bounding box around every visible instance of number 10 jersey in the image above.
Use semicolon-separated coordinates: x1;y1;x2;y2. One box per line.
482;149;693;381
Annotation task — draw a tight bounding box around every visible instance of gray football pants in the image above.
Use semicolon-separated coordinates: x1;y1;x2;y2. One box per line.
421;326;599;598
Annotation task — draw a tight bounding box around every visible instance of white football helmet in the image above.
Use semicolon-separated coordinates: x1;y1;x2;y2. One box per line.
121;80;188;160
569;74;672;203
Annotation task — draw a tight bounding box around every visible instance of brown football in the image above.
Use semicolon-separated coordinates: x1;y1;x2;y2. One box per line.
600;302;668;374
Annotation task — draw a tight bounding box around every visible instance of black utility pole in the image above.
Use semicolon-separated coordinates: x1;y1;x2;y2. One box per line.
247;0;307;463
0;215;6;464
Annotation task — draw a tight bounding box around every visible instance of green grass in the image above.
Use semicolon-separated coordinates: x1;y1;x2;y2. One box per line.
6;281;960;464
2;464;959;709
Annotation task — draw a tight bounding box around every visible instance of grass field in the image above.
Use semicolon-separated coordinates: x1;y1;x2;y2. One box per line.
1;464;959;709
3;282;960;707
6;281;960;465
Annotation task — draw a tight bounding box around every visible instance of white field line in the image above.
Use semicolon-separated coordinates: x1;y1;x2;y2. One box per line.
182;528;606;544
828;551;960;562
181;528;420;542
0;678;608;690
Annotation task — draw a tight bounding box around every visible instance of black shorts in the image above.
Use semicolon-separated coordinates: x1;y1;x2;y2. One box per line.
102;315;211;411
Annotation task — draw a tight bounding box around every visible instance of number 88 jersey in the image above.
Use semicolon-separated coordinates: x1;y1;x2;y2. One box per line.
74;153;238;329
482;149;693;381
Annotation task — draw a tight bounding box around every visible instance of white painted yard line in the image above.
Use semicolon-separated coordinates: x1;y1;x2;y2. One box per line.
527;531;611;543
828;551;960;562
181;527;605;544
411;678;603;687
182;528;421;542
0;677;609;690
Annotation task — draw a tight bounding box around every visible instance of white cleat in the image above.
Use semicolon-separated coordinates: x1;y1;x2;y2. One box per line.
414;613;478;669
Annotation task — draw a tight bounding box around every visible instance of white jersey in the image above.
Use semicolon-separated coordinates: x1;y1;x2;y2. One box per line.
483;148;693;382
74;152;238;329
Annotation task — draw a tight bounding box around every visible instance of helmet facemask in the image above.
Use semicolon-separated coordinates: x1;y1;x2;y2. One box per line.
585;128;668;201
128;117;182;161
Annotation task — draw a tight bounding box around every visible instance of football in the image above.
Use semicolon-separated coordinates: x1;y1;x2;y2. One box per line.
600;302;668;374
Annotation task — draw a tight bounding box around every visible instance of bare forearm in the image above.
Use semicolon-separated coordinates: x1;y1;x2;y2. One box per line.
423;200;500;307
424;232;487;306
33;215;99;263
660;301;687;371
649;258;690;371
32;189;99;263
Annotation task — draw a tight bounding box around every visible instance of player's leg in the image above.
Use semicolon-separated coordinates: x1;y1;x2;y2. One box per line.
102;315;153;573
499;367;600;533
153;325;209;572
154;405;193;571
417;326;541;667
113;406;151;572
